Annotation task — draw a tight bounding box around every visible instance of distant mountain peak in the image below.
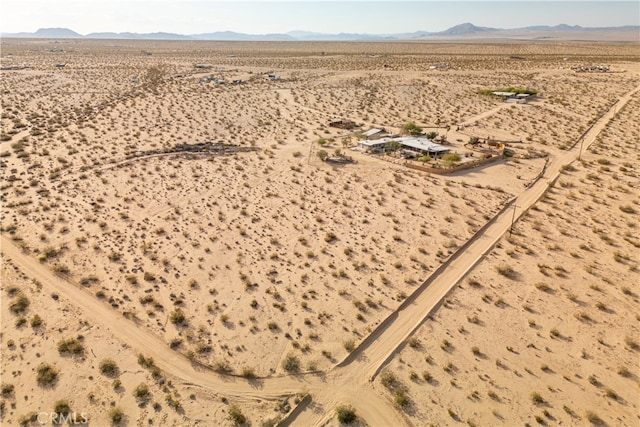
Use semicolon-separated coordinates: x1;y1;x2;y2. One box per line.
436;23;496;35
33;27;81;38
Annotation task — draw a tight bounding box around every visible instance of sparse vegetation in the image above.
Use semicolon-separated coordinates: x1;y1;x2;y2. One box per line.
57;338;84;357
228;404;247;426
99;359;120;377
336;404;357;424
36;363;58;387
282;353;300;373
108;407;125;426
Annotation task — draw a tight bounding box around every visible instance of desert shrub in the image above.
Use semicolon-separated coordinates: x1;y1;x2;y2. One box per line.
267;321;279;330
282;354;300;373
531;392;545;405
317;150;328;161
393;389;410;408
604;388;619;401
52;264;70;275
137;354;155;369
36;363;58;387
380;370;399;390
407;337;421;349
133;383;151;402
166;395;182;411
108;407;124;426
496;264;517;279
79;275;99;286
625;336;639;351
617;366;631;377
18;412;38;426
213;360;233;374
53;400;71;416
343;339;355;352
241;367;256;379
169;309;186;326
30;314;43;328
1;383;14;398
9;294;29;314
585;411;606;426
619;205;637;214
535;282;552;293
336;404;357;424
99;359;120;377
57;338;84;356
228;404;246;426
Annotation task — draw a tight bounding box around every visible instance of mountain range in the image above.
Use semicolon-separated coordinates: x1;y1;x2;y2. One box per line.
3;23;639;41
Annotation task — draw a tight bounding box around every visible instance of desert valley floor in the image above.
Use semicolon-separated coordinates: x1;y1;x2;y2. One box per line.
1;39;639;426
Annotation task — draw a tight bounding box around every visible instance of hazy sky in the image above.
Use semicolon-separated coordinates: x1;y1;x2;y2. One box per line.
1;1;638;34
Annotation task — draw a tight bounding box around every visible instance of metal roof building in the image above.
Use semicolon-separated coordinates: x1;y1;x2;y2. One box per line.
358;136;450;155
394;137;450;154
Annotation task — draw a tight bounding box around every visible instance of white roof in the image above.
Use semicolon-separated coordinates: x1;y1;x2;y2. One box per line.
363;128;384;137
358;137;394;147
492;91;516;97
397;137;449;153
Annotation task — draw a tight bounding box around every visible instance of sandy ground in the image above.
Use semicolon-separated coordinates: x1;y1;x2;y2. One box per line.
383;93;640;426
1;38;639;426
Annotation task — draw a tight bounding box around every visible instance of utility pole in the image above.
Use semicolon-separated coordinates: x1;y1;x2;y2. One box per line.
509;204;518;238
578;137;585;161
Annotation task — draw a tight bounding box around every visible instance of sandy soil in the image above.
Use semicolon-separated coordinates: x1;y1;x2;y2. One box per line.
1;38;639;426
383;93;640;426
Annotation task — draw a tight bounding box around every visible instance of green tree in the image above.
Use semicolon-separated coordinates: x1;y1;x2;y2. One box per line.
442;153;461;163
402;122;423;136
426;131;438;139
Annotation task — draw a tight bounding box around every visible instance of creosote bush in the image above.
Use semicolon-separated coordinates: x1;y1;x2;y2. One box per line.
99;359;120;377
108;407;125;426
496;263;517;279
36;363;59;387
282;353;300;373
133;383;151;402
228;404;246;426
57;338;84;356
336;404;357;424
9;294;30;314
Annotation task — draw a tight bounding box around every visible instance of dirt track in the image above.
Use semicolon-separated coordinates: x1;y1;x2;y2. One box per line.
2;84;637;426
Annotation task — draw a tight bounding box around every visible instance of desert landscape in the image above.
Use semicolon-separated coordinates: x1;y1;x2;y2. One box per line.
1;38;639;426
